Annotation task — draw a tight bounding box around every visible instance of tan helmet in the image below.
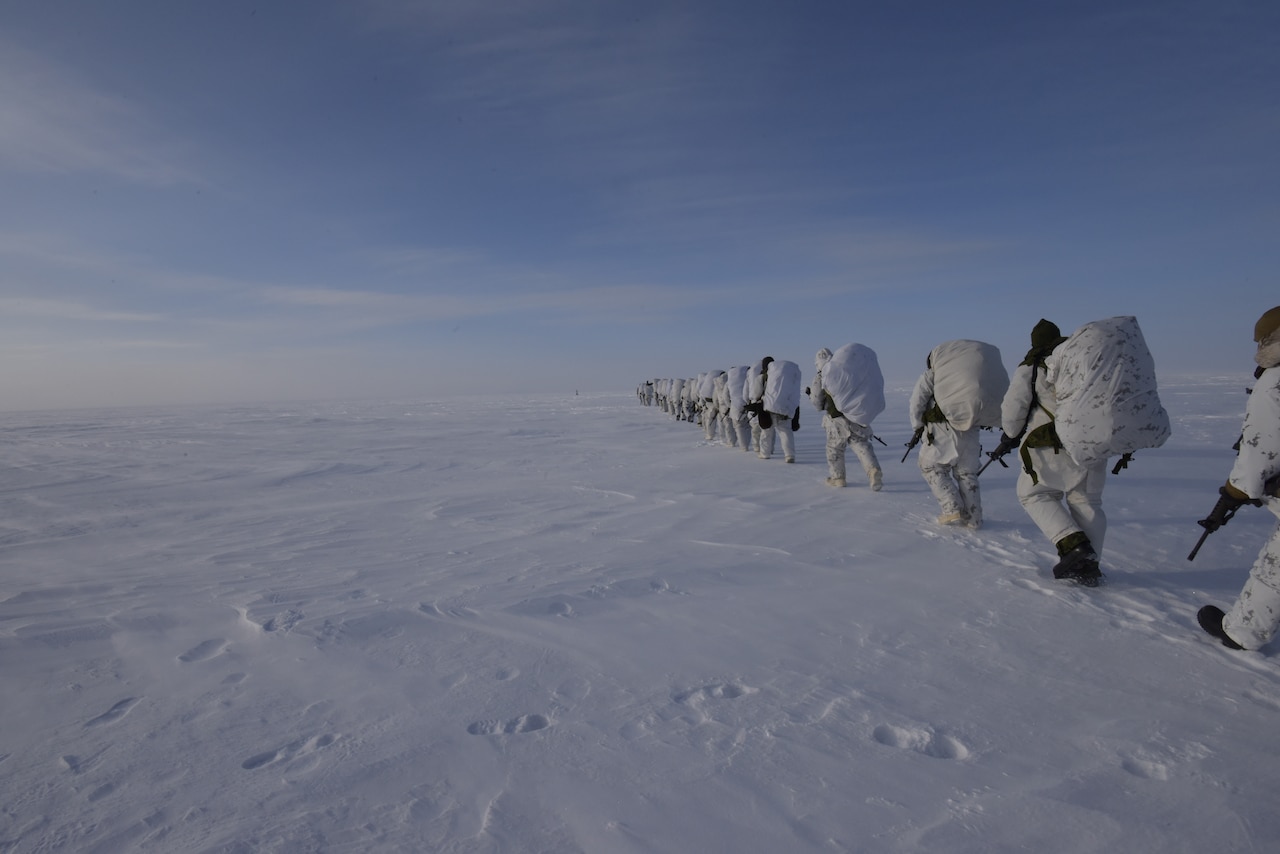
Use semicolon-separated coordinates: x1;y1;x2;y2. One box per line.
1254;306;1280;343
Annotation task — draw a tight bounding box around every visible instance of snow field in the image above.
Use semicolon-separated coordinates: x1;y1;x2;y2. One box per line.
1;379;1278;852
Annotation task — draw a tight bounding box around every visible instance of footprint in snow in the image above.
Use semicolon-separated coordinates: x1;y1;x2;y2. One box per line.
1122;757;1170;781
873;723;970;760
60;752;104;774
674;682;753;704
554;676;591;703
178;638;227;663
262;609;304;633
87;783;116;802
241;733;337;771
84;697;140;728
467;714;552;736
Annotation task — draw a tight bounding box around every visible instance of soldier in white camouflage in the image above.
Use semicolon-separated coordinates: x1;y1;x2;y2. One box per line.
1198;306;1280;650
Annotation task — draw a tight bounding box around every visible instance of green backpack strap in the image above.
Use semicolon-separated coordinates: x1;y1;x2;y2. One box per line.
1017;360;1061;485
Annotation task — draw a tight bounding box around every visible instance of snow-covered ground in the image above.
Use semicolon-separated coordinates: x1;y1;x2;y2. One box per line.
2;377;1278;853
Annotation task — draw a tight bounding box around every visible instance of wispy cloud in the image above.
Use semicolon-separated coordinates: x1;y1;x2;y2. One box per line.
259;279;710;324
0;40;198;184
360;0;754;158
0;296;163;323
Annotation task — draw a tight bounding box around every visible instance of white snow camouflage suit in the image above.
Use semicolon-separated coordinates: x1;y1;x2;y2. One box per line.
1221;364;1280;648
725;365;753;451
909;340;1009;528
757;359;801;462
910;373;978;525
698;371;721;441
713;371;737;447
1001;350;1108;557
810;346;883;489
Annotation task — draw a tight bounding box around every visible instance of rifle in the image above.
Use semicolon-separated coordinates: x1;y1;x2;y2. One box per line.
1111;452;1134;475
902;426;925;463
977;433;1020;476
979;360;1042;477
1188;481;1273;561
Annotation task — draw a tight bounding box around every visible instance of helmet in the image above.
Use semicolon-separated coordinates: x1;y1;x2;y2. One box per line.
1254;306;1280;343
815;347;833;368
1030;319;1063;349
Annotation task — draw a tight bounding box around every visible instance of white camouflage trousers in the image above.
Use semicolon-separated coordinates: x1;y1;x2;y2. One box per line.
718;410;739;447
751;416;768;455
1223;500;1280;649
918;423;982;525
702;404;719;441
824;414;881;484
758;412;794;461
1016;445;1108;555
732;413;753;451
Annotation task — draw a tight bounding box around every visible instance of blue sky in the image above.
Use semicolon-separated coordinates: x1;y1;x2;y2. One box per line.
1;0;1276;410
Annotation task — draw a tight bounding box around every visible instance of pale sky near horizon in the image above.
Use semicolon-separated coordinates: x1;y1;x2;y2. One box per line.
1;0;1276;411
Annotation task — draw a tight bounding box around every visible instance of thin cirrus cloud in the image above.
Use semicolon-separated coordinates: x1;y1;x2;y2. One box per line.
0;40;197;185
0;296;163;324
259;279;713;326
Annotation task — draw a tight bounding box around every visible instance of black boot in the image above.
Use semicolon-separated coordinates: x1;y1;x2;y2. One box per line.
1052;539;1102;586
1196;605;1245;650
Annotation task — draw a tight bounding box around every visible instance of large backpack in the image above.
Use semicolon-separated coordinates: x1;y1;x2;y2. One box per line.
725;365;750;413
763;360;802;415
822;343;886;426
928;339;1009;430
1051;316;1171;466
697;372;718;400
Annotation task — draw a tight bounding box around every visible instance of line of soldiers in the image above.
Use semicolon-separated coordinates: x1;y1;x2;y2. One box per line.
639;328;1157;591
638;307;1280;654
640;355;881;487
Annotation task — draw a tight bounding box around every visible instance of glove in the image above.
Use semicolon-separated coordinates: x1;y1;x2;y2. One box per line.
791;410;800;432
989;433;1019;460
1198;485;1259;533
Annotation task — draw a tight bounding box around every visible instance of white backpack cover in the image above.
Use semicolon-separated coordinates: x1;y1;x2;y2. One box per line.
697;372;717;400
763;360;802;415
725;365;750;412
1051;316;1171;466
929;339;1009;430
823;343;886;426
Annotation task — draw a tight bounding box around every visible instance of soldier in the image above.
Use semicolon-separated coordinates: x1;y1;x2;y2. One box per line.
998;320;1104;586
1198;307;1280;650
809;345;885;490
907;340;1008;529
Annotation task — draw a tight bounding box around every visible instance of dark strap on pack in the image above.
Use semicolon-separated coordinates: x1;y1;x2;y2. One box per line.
1015;360;1059;485
922;400;946;424
1019;421;1063;485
